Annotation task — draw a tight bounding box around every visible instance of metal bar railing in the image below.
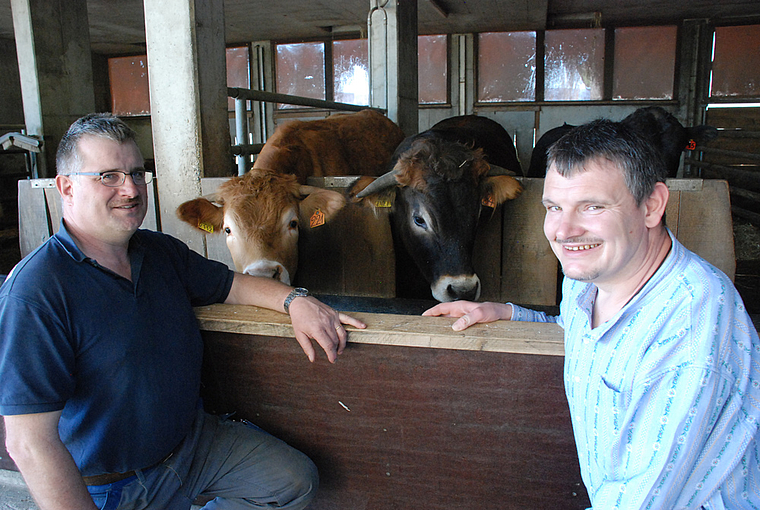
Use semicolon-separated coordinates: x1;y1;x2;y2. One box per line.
228;87;378;175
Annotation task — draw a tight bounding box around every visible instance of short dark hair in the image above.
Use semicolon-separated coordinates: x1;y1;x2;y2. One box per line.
56;113;138;175
546;118;668;206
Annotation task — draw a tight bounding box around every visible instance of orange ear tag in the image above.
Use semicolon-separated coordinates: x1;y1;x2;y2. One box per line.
686;139;697;150
198;222;215;233
310;209;326;228
482;194;496;208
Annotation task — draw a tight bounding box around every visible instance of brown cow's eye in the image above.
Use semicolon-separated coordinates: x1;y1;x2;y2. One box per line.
289;219;298;229
224;227;231;234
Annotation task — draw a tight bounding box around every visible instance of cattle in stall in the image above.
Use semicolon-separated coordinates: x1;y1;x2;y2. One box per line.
177;109;405;284
526;123;574;177
525;106;718;177
350;115;523;303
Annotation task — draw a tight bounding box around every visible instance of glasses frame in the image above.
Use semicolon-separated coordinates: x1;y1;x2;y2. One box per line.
65;170;154;187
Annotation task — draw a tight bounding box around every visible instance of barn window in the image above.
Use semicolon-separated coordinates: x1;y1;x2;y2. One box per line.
108;55;151;116
544;28;605;101
710;24;760;99
477;31;536;102
275;36;448;107
333;39;369;106
613;26;676;100
226;46;251;111
109;47;250;115
275;41;326;109
419;34;448;105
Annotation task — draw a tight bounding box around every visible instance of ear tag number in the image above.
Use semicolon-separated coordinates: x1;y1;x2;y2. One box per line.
482;194;496;208
198;222;215;233
686;139;697;150
374;197;393;208
310;209;326;228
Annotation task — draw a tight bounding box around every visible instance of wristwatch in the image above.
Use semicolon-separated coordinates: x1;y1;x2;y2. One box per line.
283;287;309;315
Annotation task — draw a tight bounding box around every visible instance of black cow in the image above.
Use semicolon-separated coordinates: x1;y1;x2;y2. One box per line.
350;115;523;302
526;107;718;177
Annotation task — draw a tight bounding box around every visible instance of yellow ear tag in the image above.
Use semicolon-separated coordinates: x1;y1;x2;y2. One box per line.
198;222;215;233
482;194;496;208
310;209;326;228
374;197;393;208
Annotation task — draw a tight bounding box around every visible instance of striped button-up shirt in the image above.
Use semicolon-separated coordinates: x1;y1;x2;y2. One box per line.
511;232;760;509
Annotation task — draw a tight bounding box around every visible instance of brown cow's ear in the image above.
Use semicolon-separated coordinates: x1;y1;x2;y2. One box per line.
176;198;225;234
481;175;523;207
297;187;347;228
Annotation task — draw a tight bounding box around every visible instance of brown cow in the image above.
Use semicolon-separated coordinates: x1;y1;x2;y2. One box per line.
177;109;405;284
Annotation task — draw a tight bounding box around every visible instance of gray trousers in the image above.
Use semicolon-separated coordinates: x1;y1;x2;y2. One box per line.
87;409;318;510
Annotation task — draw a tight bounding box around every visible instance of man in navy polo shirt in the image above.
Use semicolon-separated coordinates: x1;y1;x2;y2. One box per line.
0;113;365;510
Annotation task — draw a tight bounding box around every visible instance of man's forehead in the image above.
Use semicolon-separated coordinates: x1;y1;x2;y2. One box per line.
78;135;144;167
543;161;630;201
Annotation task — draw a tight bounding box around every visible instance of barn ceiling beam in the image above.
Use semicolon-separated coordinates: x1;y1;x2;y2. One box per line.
427;0;449;18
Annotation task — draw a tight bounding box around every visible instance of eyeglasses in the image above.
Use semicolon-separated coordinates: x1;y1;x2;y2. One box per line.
66;170;154;187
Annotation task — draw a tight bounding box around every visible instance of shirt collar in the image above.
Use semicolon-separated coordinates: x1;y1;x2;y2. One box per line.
54;219;145;266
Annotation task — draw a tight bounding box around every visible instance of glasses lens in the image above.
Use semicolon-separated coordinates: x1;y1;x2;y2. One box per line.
135;171;153;185
100;172;124;187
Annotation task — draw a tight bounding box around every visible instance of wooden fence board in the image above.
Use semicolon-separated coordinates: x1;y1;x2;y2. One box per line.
18;179;52;257
500;178;558;306
197;305;587;510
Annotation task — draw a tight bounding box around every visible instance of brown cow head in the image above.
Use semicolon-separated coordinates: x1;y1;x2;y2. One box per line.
177;168;346;284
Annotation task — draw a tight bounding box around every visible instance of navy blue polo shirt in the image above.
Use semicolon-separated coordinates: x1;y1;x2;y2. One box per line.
0;222;234;475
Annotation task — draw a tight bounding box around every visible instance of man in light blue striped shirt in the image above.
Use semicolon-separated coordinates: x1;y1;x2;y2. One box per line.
425;119;760;509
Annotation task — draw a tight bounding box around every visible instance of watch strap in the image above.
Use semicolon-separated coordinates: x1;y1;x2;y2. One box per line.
283;287;309;314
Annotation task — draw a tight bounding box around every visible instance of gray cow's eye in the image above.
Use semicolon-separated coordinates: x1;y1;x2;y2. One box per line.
413;215;427;229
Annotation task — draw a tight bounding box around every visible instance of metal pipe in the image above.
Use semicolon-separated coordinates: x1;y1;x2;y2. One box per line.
228;87;375;112
235;97;248;175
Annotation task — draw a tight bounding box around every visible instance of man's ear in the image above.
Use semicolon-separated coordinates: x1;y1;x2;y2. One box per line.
55;174;74;204
644;181;669;228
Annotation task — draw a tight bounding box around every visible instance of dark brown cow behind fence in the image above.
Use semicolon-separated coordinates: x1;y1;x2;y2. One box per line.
177;109;405;284
350;115;523;302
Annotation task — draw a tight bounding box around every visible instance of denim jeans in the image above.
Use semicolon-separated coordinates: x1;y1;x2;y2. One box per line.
86;409;318;510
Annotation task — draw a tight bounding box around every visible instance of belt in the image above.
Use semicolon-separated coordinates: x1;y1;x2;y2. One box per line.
82;470;139;486
82;453;171;486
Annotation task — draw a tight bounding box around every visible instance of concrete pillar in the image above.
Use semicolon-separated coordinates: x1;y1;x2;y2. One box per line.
368;0;418;136
144;0;231;253
10;0;96;177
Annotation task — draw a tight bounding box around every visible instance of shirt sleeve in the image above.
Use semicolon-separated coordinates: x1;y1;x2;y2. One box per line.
508;303;559;324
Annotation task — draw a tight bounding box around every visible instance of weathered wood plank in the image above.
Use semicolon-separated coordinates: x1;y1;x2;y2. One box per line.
500;178;558;306
194;303;565;356
672;179;736;280
473;204;504;302
18;179;54;257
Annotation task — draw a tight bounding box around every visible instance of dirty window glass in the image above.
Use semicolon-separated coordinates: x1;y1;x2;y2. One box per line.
711;24;760;98
545;29;604;101
276;42;326;108
419;34;448;104
613;26;676;100
333;39;369;105
477;31;536;102
226;46;250;111
109;55;151;115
